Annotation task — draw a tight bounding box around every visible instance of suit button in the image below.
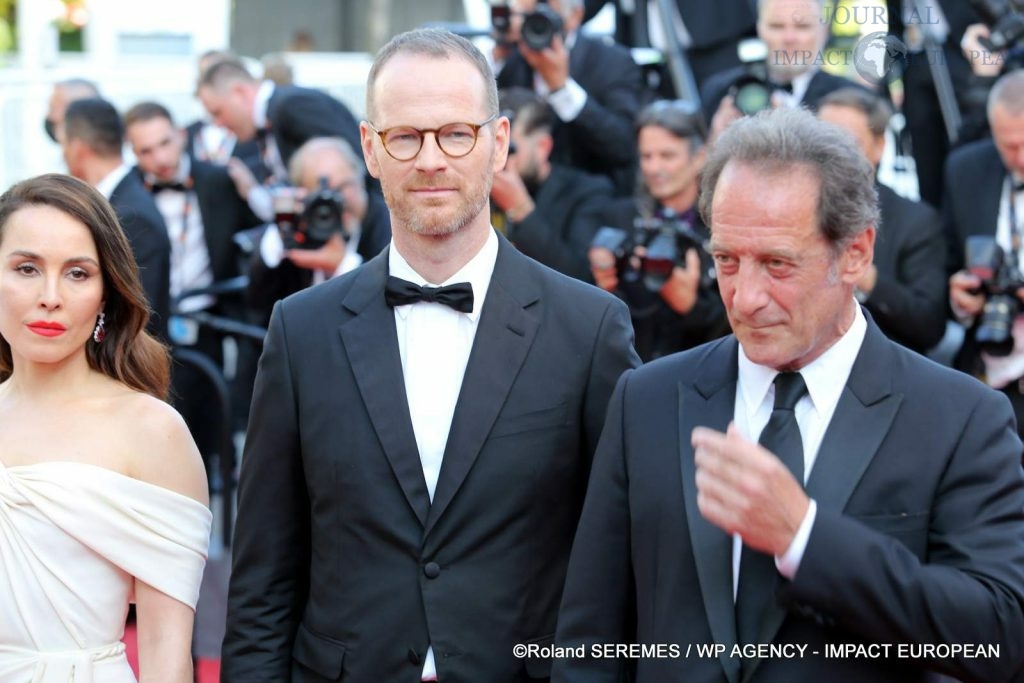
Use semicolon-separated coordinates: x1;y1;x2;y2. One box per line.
423;561;441;579
408;648;420;665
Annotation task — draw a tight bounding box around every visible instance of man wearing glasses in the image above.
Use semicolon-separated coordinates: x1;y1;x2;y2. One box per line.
222;27;640;683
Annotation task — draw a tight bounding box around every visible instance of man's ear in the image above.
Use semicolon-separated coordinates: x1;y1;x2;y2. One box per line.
360;122;381;180
841;226;876;284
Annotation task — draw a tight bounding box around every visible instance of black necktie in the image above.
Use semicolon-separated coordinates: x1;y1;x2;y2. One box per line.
735;372;807;658
384;276;474;313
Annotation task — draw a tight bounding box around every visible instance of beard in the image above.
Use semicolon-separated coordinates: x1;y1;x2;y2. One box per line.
383;164;494;237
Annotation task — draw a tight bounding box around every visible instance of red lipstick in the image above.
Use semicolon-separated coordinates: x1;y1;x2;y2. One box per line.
27;321;67;337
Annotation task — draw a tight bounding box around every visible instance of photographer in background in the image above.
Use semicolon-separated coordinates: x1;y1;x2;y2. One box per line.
246;137;391;323
818;89;948;355
491;87;614;282
947;70;1024;443
494;0;645;194
702;0;863;142
588;100;728;360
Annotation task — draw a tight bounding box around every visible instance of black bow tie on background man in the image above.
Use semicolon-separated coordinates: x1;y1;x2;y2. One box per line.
384;276;474;313
148;180;190;194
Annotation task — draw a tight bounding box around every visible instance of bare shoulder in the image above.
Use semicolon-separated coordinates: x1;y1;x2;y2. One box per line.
118;391;210;506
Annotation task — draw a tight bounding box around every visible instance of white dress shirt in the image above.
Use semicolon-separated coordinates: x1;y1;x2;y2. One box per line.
94;163;133;200
146;157;214;313
388;229;499;681
731;303;867;597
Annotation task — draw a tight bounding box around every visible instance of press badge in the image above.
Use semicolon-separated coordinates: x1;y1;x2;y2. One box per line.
168;315;200;346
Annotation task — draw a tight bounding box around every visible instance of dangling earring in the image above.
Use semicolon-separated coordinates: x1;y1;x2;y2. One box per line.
92;312;106;343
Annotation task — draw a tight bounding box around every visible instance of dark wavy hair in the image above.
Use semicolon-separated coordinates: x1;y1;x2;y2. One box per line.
0;174;170;398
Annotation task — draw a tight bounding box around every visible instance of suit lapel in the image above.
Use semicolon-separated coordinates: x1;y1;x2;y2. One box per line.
679;337;742;683
339;251;431;527
745;316;903;679
425;238;541;536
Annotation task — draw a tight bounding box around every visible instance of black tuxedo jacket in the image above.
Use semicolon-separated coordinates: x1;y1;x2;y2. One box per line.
701;68;868;126
942;139;1006;375
553;317;1024;683
507;163;614;282
187;159;263;284
244;190;393;323
497;34;644;189
264;85;361;169
867;183;946;353
108;169;171;338
222;233;641;682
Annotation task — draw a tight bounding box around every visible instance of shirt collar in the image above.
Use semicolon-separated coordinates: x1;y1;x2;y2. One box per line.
94;163;134;199
387;229;499;322
738;301;867;419
253;80;275;130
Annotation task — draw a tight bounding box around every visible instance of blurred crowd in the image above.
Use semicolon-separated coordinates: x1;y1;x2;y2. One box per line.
31;0;1024;507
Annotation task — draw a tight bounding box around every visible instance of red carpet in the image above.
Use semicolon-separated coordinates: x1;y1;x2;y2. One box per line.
122;623;220;682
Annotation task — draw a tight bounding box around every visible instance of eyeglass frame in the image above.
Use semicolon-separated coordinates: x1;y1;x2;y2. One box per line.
365;113;500;161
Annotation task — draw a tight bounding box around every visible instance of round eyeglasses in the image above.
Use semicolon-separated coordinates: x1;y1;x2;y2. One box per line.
367;114;498;161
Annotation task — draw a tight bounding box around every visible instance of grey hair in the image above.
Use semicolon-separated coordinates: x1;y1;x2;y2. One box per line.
288;136;367;187
989;70;1024;118
699;107;878;253
366;28;498;122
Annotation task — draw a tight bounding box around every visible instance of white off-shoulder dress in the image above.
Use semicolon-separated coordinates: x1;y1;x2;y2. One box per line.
0;460;212;682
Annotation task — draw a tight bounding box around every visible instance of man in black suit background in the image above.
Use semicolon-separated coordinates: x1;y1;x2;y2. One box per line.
817;88;947;355
123;100;263;476
490;87;614;282
553;107;1024;683
61;98;170;340
222;28;639;682
195;56;361;186
947;70;1024;443
495;0;645;193
702;0;865;139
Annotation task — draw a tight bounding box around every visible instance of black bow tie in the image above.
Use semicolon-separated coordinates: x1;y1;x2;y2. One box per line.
770;80;794;94
384;276;474;313
149;180;189;194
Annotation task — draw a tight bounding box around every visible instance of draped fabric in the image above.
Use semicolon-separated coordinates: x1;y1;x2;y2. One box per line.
0;461;211;682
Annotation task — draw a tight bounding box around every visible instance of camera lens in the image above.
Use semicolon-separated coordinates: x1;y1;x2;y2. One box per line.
732;81;773;116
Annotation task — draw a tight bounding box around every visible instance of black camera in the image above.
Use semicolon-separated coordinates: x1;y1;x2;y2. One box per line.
965;235;1024;356
970;0;1024;53
274;177;346;251
591;210;713;293
727;39;774;116
492;1;564;51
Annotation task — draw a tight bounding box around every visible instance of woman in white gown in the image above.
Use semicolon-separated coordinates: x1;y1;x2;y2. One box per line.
0;174;211;682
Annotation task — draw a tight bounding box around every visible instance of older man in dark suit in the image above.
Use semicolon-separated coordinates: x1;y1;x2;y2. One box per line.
553;107;1024;683
947;71;1024;445
222;28;639;683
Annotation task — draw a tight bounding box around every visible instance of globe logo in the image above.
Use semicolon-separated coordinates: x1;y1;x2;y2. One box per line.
854;32;909;85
